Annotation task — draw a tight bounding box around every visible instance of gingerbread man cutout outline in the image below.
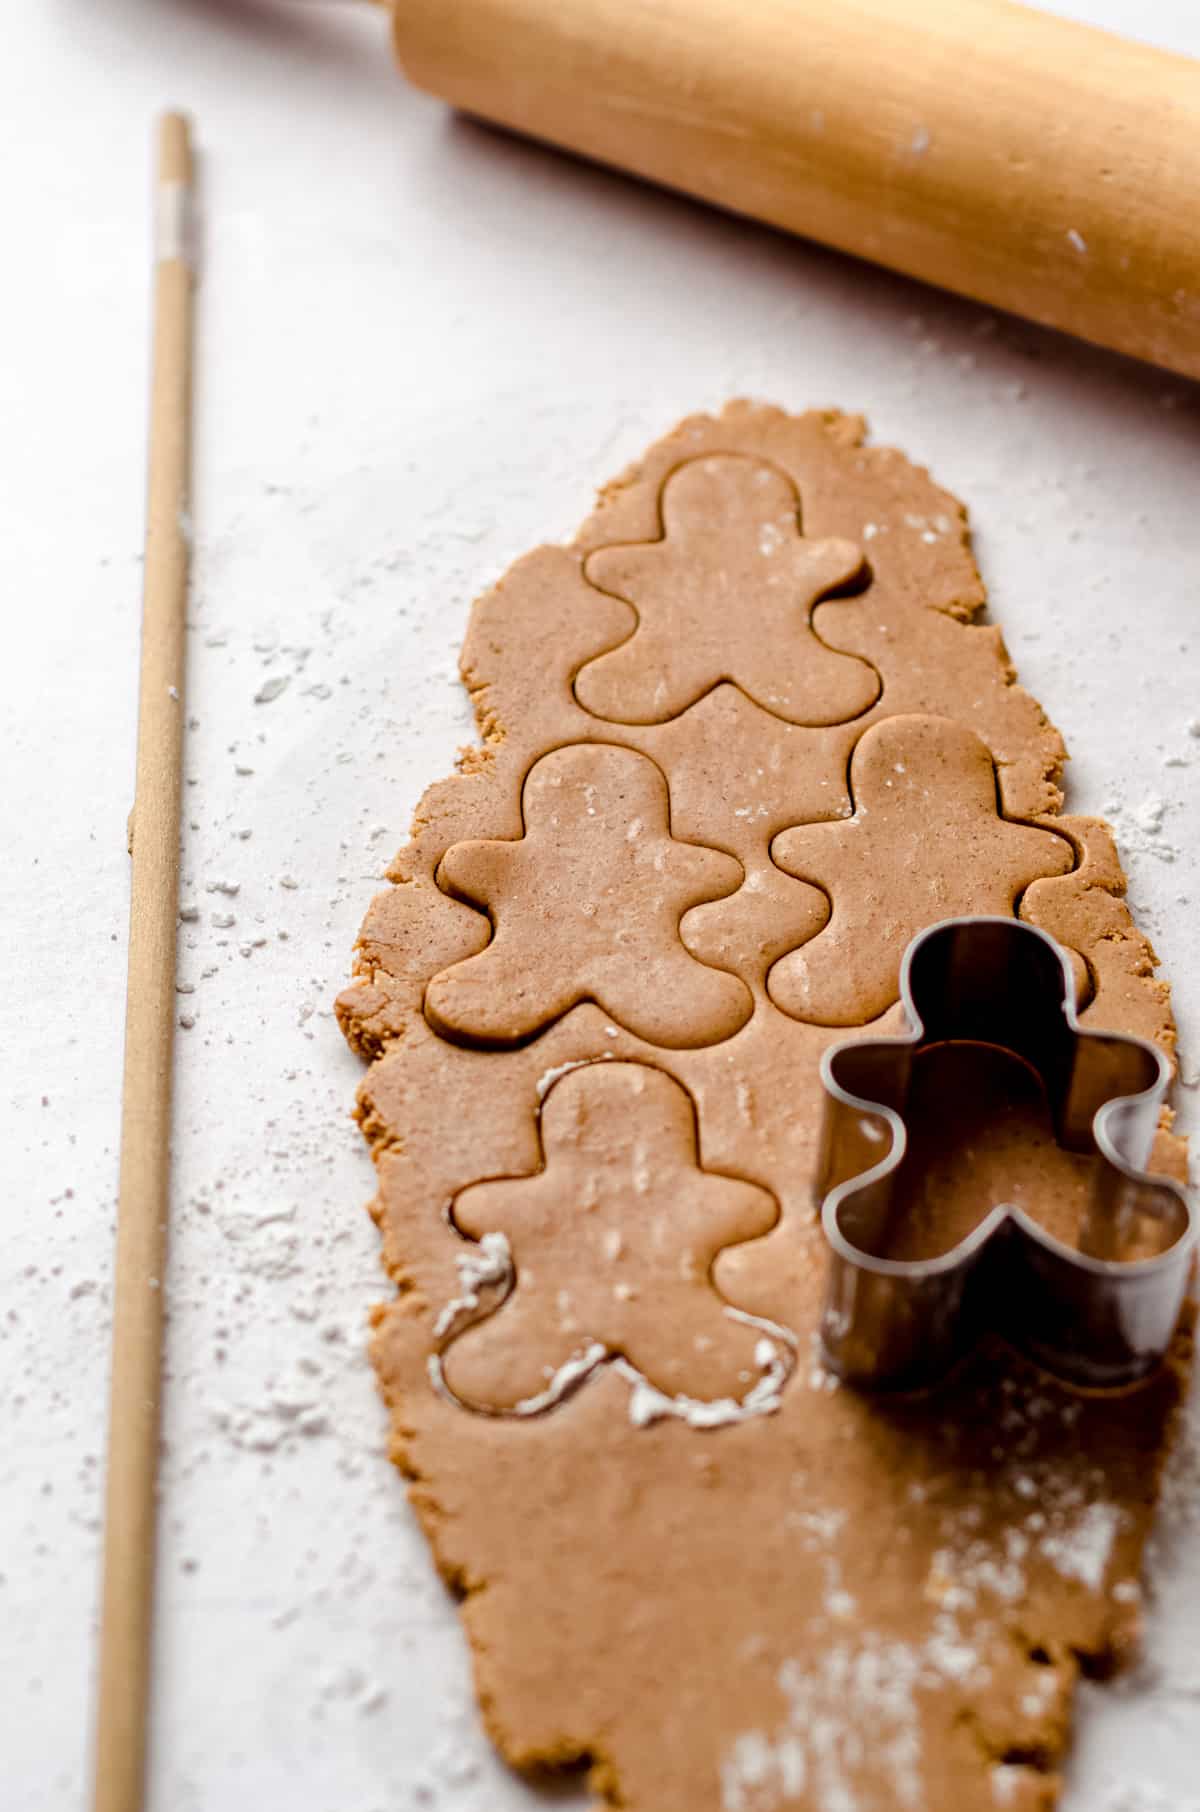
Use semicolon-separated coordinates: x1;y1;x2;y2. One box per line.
441;1062;782;1411
575;455;878;727
426;743;753;1049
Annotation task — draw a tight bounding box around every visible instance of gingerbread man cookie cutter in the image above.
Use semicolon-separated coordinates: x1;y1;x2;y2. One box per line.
816;917;1196;1393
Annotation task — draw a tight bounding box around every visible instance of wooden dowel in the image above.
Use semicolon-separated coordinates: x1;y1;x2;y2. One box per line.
92;111;196;1812
392;0;1200;380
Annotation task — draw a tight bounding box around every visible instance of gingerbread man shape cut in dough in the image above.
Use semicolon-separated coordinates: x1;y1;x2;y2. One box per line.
768;715;1075;1025
574;455;880;726
425;744;752;1049
441;1062;782;1411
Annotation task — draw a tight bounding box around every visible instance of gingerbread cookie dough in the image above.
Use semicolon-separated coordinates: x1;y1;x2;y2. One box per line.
768;715;1075;1025
576;454;876;725
337;405;1191;1812
441;1061;781;1413
427;743;750;1049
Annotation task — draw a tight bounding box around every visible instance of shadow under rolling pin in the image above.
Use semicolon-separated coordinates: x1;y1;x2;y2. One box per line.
389;0;1200;380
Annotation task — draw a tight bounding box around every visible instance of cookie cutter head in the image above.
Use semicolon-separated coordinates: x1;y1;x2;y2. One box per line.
817;917;1196;1392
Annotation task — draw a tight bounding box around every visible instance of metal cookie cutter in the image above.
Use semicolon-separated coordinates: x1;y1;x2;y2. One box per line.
817;916;1196;1393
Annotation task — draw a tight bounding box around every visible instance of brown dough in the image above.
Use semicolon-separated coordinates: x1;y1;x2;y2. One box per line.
769;715;1075;1025
576;454;877;725
426;742;751;1049
881;1043;1098;1260
337;404;1191;1812
442;1061;780;1411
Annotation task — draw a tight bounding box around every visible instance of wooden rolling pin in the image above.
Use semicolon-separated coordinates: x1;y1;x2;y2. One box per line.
391;0;1200;380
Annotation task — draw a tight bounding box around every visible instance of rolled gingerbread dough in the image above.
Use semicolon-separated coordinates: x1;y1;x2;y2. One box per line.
337;404;1191;1812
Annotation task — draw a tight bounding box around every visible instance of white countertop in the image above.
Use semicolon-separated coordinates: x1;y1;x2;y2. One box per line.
3;3;1199;1808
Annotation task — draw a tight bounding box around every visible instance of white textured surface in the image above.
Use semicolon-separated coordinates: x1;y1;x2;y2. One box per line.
2;3;1199;1809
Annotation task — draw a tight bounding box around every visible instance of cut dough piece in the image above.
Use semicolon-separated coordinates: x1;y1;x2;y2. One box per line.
769;715;1075;1025
441;1061;781;1411
427;743;752;1049
576;455;878;726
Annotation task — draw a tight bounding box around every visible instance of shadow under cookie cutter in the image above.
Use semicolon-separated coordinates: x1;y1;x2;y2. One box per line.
817;917;1197;1393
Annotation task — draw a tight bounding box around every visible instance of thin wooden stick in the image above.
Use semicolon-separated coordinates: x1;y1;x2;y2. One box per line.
92;111;196;1812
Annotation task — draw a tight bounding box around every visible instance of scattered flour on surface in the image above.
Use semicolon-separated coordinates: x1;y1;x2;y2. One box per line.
431;1232;514;1339
211;1393;329;1453
619;1307;798;1430
427;1340;608;1418
534;1057;604;1100
510;1342;608;1413
992;1763;1047;1806
722;1641;925;1812
1041;1500;1121;1591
